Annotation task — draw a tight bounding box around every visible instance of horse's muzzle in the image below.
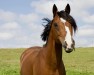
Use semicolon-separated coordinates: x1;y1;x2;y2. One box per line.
65;48;73;53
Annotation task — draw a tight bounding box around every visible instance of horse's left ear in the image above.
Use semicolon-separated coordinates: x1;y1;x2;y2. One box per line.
53;4;58;17
65;4;71;14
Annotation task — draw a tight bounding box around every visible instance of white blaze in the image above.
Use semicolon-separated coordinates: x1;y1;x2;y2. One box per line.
60;18;72;49
60;18;66;23
65;26;72;48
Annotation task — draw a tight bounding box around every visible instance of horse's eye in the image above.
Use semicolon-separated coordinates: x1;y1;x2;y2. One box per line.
54;23;58;27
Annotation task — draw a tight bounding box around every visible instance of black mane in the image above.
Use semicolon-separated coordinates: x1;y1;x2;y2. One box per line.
41;11;77;42
41;18;51;41
58;10;77;32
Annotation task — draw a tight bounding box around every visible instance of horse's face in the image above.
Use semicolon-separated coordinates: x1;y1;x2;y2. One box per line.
63;21;75;53
52;4;75;53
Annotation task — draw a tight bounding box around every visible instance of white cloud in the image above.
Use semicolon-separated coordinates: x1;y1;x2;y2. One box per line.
0;9;17;22
74;24;94;47
19;13;39;24
31;0;70;18
0;32;14;40
28;22;43;31
83;14;94;24
75;38;89;47
77;25;94;37
1;22;20;30
78;29;94;37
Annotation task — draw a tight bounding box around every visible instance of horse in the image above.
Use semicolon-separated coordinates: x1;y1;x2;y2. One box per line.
20;4;77;75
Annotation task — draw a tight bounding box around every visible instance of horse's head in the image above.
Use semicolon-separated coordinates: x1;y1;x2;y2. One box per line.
41;4;77;53
51;4;77;53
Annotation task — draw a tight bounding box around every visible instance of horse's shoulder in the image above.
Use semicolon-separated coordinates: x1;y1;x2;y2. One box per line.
20;46;42;63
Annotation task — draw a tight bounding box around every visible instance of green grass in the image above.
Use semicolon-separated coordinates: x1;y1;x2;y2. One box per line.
0;48;25;75
63;47;94;75
0;47;94;75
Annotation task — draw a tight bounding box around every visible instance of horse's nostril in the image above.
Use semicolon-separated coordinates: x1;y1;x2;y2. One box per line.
68;48;73;50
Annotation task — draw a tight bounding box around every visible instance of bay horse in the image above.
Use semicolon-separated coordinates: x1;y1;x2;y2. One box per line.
20;4;77;75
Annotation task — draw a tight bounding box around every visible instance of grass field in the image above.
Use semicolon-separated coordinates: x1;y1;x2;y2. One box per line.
0;47;94;75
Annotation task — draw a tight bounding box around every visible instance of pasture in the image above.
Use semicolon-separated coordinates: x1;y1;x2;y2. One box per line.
0;47;94;75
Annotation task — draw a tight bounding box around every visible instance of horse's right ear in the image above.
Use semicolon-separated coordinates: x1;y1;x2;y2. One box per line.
65;4;71;14
53;4;58;17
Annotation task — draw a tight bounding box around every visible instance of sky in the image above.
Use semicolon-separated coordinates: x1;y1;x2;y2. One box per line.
0;0;94;48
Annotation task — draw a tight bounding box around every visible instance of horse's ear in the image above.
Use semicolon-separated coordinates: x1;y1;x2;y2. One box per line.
53;4;58;17
65;4;71;14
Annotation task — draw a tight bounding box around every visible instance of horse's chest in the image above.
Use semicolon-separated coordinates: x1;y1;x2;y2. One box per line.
33;67;59;75
33;60;60;75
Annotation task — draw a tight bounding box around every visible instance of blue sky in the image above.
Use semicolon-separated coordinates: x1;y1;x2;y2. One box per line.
0;0;94;48
0;0;33;14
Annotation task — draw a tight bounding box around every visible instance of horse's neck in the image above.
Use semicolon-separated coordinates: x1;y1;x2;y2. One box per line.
45;31;62;69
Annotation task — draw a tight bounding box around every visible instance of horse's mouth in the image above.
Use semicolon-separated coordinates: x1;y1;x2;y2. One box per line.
65;48;74;53
65;50;73;53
